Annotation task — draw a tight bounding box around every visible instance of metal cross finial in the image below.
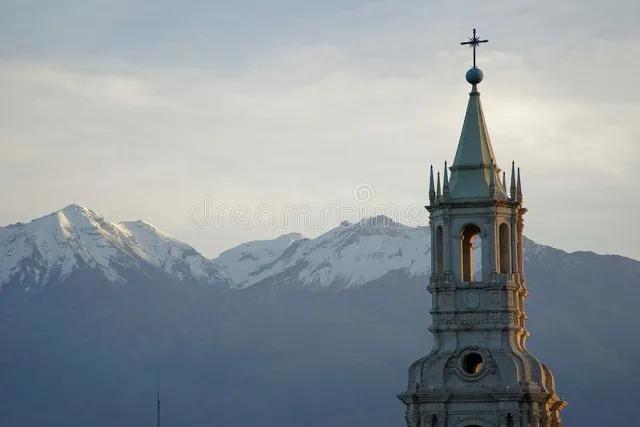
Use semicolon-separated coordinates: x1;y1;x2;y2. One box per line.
460;28;489;68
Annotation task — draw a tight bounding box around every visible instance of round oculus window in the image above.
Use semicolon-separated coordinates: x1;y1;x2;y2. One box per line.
462;352;484;375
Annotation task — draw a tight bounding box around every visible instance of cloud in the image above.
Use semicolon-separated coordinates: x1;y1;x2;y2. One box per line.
0;0;639;259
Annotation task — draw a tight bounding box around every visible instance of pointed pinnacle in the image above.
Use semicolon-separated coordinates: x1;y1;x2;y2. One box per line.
443;161;450;197
510;161;517;201
436;171;441;199
517;167;523;201
429;165;435;203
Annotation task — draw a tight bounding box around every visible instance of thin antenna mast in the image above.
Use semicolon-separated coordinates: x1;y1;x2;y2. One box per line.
156;374;161;427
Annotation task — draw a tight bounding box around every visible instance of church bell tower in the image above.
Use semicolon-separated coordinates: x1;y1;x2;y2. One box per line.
399;30;566;427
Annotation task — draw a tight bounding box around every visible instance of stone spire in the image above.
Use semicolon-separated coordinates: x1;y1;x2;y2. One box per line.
517;167;523;201
447;69;505;199
428;165;435;204
442;161;450;197
510;161;517;200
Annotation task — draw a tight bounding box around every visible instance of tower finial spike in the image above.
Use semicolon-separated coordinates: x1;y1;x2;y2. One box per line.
436;171;441;199
443;161;449;197
502;171;507;192
517;167;523;201
510;161;517;201
429;165;435;204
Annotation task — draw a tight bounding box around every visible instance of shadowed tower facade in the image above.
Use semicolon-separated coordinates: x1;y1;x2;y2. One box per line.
399;31;566;427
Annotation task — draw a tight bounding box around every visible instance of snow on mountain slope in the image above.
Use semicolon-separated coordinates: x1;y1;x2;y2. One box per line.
0;206;487;292
212;232;305;288
222;216;432;290
0;205;226;290
117;220;226;285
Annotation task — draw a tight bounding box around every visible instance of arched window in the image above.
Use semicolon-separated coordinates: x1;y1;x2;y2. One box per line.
473;234;483;281
431;414;438;426
507;414;514;427
461;224;482;282
499;223;510;273
435;226;443;274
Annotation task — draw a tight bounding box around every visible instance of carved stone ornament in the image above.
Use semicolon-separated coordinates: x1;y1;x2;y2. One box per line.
465;290;480;308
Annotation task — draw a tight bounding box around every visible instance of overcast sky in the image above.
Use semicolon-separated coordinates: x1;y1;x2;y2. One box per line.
1;0;639;259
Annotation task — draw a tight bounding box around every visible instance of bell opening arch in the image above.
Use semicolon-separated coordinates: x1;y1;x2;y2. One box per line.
498;222;510;274
460;223;482;282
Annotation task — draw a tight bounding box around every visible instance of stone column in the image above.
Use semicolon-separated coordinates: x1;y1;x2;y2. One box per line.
517;213;525;278
443;216;451;276
510;215;518;275
489;214;498;275
430;221;436;277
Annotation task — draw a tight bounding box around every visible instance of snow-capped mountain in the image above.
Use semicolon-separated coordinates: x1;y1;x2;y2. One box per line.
212;216;431;290
213;232;305;288
1;206;436;292
2;205;640;426
0;206;479;292
116;219;226;285
0;204;227;290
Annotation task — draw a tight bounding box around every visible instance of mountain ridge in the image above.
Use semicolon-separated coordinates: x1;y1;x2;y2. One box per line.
2;204;637;294
1;204;639;426
0;204;228;291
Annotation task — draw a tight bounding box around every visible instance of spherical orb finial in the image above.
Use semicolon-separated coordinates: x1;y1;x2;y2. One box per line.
466;67;484;85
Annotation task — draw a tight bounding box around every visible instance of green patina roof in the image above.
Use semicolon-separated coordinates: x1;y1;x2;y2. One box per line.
447;85;507;200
